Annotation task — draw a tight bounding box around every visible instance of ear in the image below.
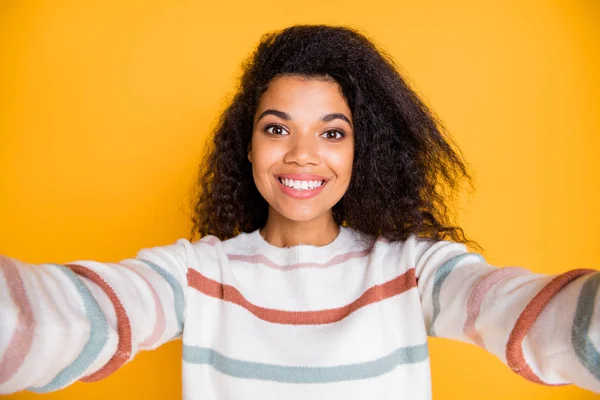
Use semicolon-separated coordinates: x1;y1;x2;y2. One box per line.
247;144;252;163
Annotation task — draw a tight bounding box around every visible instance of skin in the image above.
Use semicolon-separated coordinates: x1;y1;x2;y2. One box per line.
247;75;355;247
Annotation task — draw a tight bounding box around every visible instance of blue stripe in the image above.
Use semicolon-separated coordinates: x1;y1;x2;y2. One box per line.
139;259;185;336
182;343;429;383
29;264;109;393
428;252;484;337
572;272;600;381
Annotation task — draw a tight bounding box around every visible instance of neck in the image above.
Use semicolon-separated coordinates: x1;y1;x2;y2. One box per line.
260;208;340;248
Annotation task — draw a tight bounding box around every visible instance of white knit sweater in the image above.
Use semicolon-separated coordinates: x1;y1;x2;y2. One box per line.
0;226;598;398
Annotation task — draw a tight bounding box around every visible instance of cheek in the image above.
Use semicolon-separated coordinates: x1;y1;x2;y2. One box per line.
251;141;284;180
327;148;354;181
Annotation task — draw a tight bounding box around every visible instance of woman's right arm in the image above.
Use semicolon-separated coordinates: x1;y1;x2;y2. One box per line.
0;239;192;394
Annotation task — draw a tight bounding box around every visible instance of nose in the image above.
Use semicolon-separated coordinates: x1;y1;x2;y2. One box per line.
283;134;320;166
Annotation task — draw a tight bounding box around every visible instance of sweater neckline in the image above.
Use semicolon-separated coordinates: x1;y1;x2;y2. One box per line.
248;226;351;258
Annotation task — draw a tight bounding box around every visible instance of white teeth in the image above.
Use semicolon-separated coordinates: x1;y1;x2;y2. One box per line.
279;178;325;190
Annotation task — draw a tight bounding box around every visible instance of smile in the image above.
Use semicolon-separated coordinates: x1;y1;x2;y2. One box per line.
278;178;325;190
275;176;328;199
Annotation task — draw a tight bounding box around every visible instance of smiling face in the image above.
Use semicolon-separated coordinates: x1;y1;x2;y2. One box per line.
248;75;354;225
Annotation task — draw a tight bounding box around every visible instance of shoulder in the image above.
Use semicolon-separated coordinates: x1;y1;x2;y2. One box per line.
184;230;260;262
368;232;470;267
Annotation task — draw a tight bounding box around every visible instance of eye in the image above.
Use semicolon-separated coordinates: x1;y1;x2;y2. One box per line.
265;124;289;136
321;130;345;140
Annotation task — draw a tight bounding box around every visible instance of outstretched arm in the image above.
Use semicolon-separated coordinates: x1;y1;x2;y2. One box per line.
415;239;599;393
0;239;192;394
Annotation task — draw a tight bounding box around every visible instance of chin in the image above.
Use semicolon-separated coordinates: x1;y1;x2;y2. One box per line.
276;204;331;223
281;211;321;222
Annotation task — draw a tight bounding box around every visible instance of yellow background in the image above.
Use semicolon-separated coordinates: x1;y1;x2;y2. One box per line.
1;0;598;399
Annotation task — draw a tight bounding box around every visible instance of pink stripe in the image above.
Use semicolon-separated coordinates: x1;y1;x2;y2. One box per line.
228;249;373;271
203;236;219;246
463;267;528;348
118;262;166;348
0;256;36;384
197;234;387;270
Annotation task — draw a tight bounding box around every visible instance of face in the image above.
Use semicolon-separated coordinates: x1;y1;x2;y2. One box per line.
248;75;354;223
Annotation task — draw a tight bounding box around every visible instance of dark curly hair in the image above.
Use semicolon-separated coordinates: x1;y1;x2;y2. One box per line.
191;24;477;247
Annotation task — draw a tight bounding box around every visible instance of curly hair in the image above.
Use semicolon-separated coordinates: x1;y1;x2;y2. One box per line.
191;24;477;247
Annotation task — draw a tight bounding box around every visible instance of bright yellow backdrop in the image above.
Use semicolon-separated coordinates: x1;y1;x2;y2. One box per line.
1;1;598;399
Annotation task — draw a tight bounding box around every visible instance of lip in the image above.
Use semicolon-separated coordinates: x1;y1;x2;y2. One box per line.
274;174;328;199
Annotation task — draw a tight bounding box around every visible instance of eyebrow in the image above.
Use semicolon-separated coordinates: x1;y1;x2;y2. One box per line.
256;109;352;127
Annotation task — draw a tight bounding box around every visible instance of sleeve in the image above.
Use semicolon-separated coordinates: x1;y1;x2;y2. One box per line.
414;239;600;393
0;238;192;395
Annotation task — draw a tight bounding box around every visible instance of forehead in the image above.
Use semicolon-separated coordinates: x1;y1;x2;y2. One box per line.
256;76;351;118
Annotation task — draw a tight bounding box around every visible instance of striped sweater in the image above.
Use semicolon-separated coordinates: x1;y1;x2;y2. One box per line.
0;226;599;398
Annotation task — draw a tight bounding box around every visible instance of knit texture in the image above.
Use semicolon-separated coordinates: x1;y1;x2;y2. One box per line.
0;227;598;399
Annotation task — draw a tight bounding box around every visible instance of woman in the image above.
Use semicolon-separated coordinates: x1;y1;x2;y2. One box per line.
0;25;598;399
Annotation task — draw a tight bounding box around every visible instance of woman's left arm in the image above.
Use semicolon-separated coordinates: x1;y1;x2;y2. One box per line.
415;239;599;393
